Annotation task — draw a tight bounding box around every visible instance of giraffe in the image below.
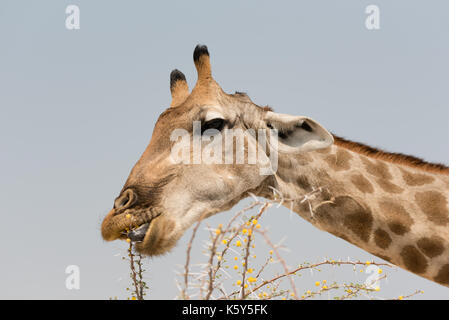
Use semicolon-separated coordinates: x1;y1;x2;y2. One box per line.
101;45;449;287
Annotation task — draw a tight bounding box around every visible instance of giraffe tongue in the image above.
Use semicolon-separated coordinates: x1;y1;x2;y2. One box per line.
127;223;150;242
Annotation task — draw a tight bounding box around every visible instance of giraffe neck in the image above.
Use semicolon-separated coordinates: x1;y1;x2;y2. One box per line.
259;142;449;287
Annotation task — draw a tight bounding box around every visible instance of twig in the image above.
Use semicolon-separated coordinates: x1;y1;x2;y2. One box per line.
128;242;143;300
240;202;270;299
181;219;203;299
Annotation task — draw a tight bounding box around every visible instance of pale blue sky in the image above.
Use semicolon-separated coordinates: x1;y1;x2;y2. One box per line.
0;0;448;299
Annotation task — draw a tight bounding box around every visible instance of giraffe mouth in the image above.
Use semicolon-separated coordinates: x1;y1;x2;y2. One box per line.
121;210;162;242
126;222;150;242
102;208;178;256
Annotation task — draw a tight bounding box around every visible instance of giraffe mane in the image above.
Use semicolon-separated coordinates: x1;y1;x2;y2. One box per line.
333;134;449;175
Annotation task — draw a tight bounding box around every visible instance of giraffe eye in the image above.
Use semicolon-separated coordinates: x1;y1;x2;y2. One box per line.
202;118;226;134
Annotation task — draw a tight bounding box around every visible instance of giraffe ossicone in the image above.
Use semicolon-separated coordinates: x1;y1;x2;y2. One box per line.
101;45;449;288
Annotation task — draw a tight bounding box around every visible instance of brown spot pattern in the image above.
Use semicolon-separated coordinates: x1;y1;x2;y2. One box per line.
376;178;404;194
434;264;449;285
314;203;336;226
374;228;392;249
323;149;353;171
417;237;445;258
351;173;374;194
315;196;373;243
320;188;333;202
361;157;392;180
387;223;409;236
341;199;373;243
296;175;311;191
400;168;435;186
415;191;449;226
378;200;414;235
400;245;428;274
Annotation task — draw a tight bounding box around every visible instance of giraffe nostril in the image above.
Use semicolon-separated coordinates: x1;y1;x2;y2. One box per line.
114;189;137;211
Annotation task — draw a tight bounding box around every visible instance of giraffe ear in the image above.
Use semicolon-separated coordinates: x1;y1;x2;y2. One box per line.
264;111;334;153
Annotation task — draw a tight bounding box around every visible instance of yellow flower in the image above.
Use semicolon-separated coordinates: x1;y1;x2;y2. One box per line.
222;239;227;245
244;284;248;288
233;265;238;270
398;296;403;300
306;290;311;295
323;280;327;284
247;277;257;283
126;238;131;243
251;244;255;248
217;255;222;261
322;285;328;290
236;280;242;285
236;240;242;247
256;224;261;229
215;229;221;235
234;257;238;261
248;229;253;236
282;297;286;300
365;261;371;265
246;268;253;274
125;214;131;219
315;281;320;286
378;268;383;274
131;296;136;300
218;224;223;228
242;228;248;234
290;292;295;297
252;219;258;225
253;255;256;259
269;250;273;255
375;287;380;292
263;292;268;297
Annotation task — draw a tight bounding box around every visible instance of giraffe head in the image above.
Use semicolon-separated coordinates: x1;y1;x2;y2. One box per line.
101;45;334;255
